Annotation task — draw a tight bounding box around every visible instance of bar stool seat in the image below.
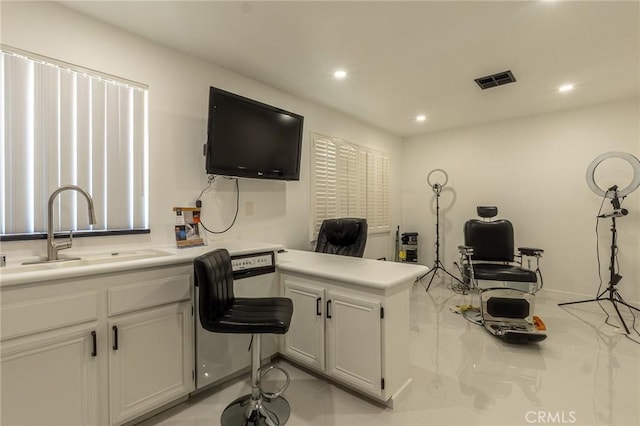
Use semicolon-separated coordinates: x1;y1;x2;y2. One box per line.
206;297;293;334
195;249;293;426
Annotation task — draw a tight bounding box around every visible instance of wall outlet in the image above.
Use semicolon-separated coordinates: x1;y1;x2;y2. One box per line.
245;201;254;216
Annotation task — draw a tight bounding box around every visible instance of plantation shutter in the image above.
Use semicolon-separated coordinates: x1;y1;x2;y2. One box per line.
311;136;337;236
311;133;390;240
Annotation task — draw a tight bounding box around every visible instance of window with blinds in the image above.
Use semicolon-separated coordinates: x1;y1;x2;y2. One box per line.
310;133;390;240
1;48;149;238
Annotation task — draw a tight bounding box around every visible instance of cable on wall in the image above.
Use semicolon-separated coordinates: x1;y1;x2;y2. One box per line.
197;176;240;234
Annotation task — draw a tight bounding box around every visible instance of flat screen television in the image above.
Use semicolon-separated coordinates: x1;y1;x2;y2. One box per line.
205;87;304;180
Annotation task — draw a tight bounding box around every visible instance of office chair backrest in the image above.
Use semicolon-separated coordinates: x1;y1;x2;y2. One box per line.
315;218;367;257
194;248;235;332
464;219;515;262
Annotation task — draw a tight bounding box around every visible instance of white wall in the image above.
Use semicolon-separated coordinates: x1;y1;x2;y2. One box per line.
1;1;403;260
402;98;640;303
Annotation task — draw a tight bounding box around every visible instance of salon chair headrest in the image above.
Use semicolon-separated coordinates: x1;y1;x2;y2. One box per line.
477;206;498;218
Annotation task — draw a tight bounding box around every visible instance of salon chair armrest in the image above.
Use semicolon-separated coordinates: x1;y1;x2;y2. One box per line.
458;245;474;255
518;247;544;257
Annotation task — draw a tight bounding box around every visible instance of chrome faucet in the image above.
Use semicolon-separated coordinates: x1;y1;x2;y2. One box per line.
47;185;97;261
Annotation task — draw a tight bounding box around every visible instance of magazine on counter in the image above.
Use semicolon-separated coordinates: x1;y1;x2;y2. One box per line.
173;207;205;248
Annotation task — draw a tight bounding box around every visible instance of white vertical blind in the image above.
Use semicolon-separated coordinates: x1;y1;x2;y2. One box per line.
0;49;148;236
0;57;4;231
311;133;390;240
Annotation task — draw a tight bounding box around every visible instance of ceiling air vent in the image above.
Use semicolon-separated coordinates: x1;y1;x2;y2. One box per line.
474;70;516;90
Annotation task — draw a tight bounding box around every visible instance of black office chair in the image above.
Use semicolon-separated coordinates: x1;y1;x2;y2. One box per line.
458;206;546;343
315;218;367;257
194;249;294;425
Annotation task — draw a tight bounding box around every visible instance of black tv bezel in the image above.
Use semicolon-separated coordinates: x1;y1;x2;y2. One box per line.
205;87;304;181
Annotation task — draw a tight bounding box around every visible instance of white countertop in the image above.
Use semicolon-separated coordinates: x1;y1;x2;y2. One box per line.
0;239;282;287
277;249;429;290
1;242;429;290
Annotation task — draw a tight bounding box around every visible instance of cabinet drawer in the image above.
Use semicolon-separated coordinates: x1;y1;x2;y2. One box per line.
108;274;191;316
1;291;98;340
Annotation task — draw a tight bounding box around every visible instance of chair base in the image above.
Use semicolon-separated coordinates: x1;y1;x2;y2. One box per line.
221;394;290;426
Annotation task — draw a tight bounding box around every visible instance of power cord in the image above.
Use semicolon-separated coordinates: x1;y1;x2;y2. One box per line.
198;176;240;234
594;192;607;297
593;193;640;344
196;175;216;202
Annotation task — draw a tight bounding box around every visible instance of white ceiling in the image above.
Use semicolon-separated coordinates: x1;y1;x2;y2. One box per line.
60;1;640;137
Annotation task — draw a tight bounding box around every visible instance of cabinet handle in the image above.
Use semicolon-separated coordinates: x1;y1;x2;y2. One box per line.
91;331;97;357
112;325;118;350
316;297;322;316
326;300;332;319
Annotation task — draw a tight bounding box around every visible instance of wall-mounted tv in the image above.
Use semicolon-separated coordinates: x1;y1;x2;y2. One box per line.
205;87;304;180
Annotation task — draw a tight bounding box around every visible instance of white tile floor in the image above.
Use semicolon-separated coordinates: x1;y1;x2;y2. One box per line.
140;278;640;426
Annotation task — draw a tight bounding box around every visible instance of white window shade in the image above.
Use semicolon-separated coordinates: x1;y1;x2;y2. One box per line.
337;142;358;217
311;133;390;240
1;48;149;237
311;136;337;235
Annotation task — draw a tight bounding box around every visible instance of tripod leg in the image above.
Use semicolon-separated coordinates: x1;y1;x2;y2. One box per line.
558;286;608;306
610;289;640;313
424;262;465;291
418;266;436;282
441;265;464;285
425;266;440;291
610;300;631;334
617;301;640;313
558;298;602;307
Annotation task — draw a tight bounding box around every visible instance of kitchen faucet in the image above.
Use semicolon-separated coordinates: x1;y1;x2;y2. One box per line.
46;185;97;261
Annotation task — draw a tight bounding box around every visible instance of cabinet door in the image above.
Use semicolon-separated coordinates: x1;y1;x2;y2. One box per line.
109;302;193;426
1;327;99;426
325;290;382;397
283;277;325;371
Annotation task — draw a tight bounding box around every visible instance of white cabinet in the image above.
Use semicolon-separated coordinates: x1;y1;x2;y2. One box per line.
106;270;193;425
1;290;100;426
325;290;381;396
109;302;193;425
283;280;325;371
0;265;193;426
1;326;99;426
282;275;384;398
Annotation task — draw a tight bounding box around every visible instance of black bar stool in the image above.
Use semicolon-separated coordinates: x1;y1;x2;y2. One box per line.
194;248;294;425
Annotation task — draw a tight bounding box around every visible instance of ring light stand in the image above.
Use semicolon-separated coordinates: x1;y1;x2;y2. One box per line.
559;152;640;334
421;169;464;291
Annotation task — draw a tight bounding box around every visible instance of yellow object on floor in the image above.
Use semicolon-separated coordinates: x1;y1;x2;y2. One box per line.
457;304;476;312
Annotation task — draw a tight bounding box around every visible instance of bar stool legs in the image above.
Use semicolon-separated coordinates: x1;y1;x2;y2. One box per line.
221;334;291;426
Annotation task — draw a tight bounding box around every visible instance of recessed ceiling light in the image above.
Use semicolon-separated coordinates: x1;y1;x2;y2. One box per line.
334;70;347;79
416;115;427;122
558;83;574;93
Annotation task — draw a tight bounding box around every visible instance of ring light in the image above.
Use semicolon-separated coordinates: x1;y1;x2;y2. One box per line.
586;151;640;198
427;169;448;192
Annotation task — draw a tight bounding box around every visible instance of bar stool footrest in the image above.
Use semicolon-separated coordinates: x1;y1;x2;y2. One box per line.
259;364;291;399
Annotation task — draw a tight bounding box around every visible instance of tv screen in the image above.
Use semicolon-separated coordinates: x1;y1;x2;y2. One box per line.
205;87;304;180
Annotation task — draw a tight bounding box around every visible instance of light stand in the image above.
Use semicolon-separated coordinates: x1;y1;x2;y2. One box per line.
420;169;464;291
559;151;640;334
558;192;639;334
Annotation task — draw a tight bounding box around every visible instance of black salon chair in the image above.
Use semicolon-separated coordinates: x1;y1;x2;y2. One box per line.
315;218;367;257
194;249;293;425
458;206;543;289
458;207;546;343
